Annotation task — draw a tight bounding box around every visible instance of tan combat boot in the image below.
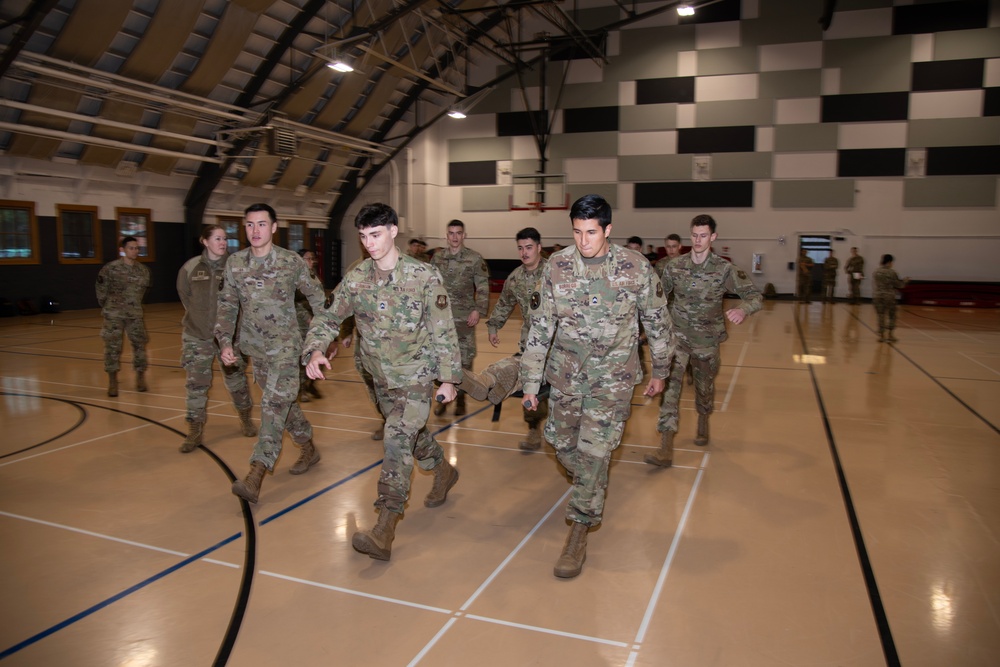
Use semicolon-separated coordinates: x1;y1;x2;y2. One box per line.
644;431;675;467
371;422;385;441
554;522;589;578
352;509;401;561
136;371;147;392
180;421;203;453
289;439;320;475
232;462;267;504
460;368;495;401
695;414;710;446
453;392;467;416
237;407;257;437
424;460;459;507
107;372;118;397
519;424;542;451
487;362;521;404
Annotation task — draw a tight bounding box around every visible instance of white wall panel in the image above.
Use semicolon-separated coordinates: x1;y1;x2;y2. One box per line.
910;90;985;119
678;51;698;77
695;73;759;101
912;33;933;62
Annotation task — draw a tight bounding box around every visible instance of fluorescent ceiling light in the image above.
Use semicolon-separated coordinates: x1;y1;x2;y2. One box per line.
327;60;353;73
677;5;695;16
447;110;467;119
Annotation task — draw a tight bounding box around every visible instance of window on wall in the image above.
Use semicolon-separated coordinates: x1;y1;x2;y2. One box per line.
116;207;154;261
287;221;307;253
0;200;40;265
217;216;244;255
57;204;101;264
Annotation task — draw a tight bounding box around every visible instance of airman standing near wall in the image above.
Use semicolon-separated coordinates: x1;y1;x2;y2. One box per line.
797;247;814;303
845;247;865;305
822;250;839;303
873;253;909;343
96;235;150;397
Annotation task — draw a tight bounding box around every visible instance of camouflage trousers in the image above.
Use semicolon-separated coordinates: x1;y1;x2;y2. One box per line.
180;334;252;423
796;276;812;302
873;297;898;333
355;350;381;414
454;320;477;368
822;278;836;301
101;316;147;373
481;355;548;426
657;342;720;434
247;355;312;471
544;386;631;527
849;278;862;304
372;382;445;513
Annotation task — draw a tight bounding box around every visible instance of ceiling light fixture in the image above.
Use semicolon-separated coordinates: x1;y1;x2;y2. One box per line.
327;58;353;73
447;110;467;119
677;5;695;16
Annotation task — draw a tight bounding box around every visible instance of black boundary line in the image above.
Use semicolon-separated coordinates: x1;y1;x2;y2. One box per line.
0;391;254;666
0;396;86;459
847;310;1000;436
793;315;900;667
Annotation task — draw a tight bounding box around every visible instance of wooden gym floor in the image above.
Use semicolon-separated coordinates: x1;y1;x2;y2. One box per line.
0;299;998;666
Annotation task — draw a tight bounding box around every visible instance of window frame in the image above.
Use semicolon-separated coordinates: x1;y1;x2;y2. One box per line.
0;199;40;265
56;204;102;265
216;215;246;256
286;221;308;253
115;207;155;262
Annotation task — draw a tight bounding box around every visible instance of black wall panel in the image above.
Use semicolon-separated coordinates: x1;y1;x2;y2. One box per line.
927;146;1000;175
634;181;754;208
497;110;548;136
821;92;909;122
636;77;695;105
563;106;619;133
985;87;1000;116
837;149;906;177
677;126;755;153
912;59;985;91
893;0;989;35
449;161;496;186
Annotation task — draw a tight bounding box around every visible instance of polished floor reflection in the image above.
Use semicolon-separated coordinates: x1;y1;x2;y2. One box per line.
1;300;998;666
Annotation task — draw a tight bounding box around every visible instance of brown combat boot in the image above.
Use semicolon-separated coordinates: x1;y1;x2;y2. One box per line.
519;424;542;451
644;431;675;467
554;522;589;579
237;407;257;437
289;439;320;475
460;368;495;401
487;362;521;404
352;509;401;561
298;387;311;403
107;372;118;397
180;421;203;453
695;414;710;446
136;371;147;392
305;378;322;399
371;422;385;441
433;401;447;416
453;392;467;416
232;462;267;504
424;459;459;507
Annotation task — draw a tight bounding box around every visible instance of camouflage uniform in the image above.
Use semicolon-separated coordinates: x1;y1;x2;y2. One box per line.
656;252;762;435
95;258;150;373
873;265;906;337
304;251;462;513
408;248;431;263
822;255;839;302
177;250;252;423
845;254;865;304
431;246;490;369
216;246;326;471
521;244;674;526
485;258;550;427
797;254;814;302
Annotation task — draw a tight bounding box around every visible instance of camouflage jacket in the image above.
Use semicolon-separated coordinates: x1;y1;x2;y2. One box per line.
798;255;814;278
215;245;326;360
177;250;227;341
96;258;149;319
823;256;839;279
295;267;323;334
304;251;462;390
521;244;675;397
658;252;762;348
486;258;548;352
431;246;490;318
407;249;431;263
845;255;865;278
872;266;905;300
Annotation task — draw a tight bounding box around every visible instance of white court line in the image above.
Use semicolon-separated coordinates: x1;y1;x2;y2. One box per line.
720;341;749;412
261;571;453;615
626;450;710;665
959;352;1000;378
461;614;629;649
922;316;987;345
0;423;152;468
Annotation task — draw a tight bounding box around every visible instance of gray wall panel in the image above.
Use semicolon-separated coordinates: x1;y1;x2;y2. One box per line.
549;132;619;159
759;69;822;99
448;137;511;162
934;28;1000;60
620;104;678;131
823;36;911;93
774;123;839;151
772;180;855;208
462;186;511;211
903;176;996;207
558;82;620;108
697;99;774;127
605;25;694;81
567;183;618;208
619;155;692;181
698;47;759;75
907;118;1000;148
712;152;772;179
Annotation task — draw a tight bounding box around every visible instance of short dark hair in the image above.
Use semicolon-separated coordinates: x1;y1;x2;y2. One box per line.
120;236;138;247
244;203;277;223
296;248;314;258
447;219;465;231
569;194;612;229
666;233;682;243
627;235;643;246
408;238;421;246
881;253;894;265
691;214;716;233
516;227;541;243
355;203;398;230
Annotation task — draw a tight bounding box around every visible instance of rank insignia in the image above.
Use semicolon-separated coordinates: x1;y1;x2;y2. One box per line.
256;280;264;289
590;296;599;306
436;294;448;310
530;291;540;310
737;270;747;280
379;302;387;311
